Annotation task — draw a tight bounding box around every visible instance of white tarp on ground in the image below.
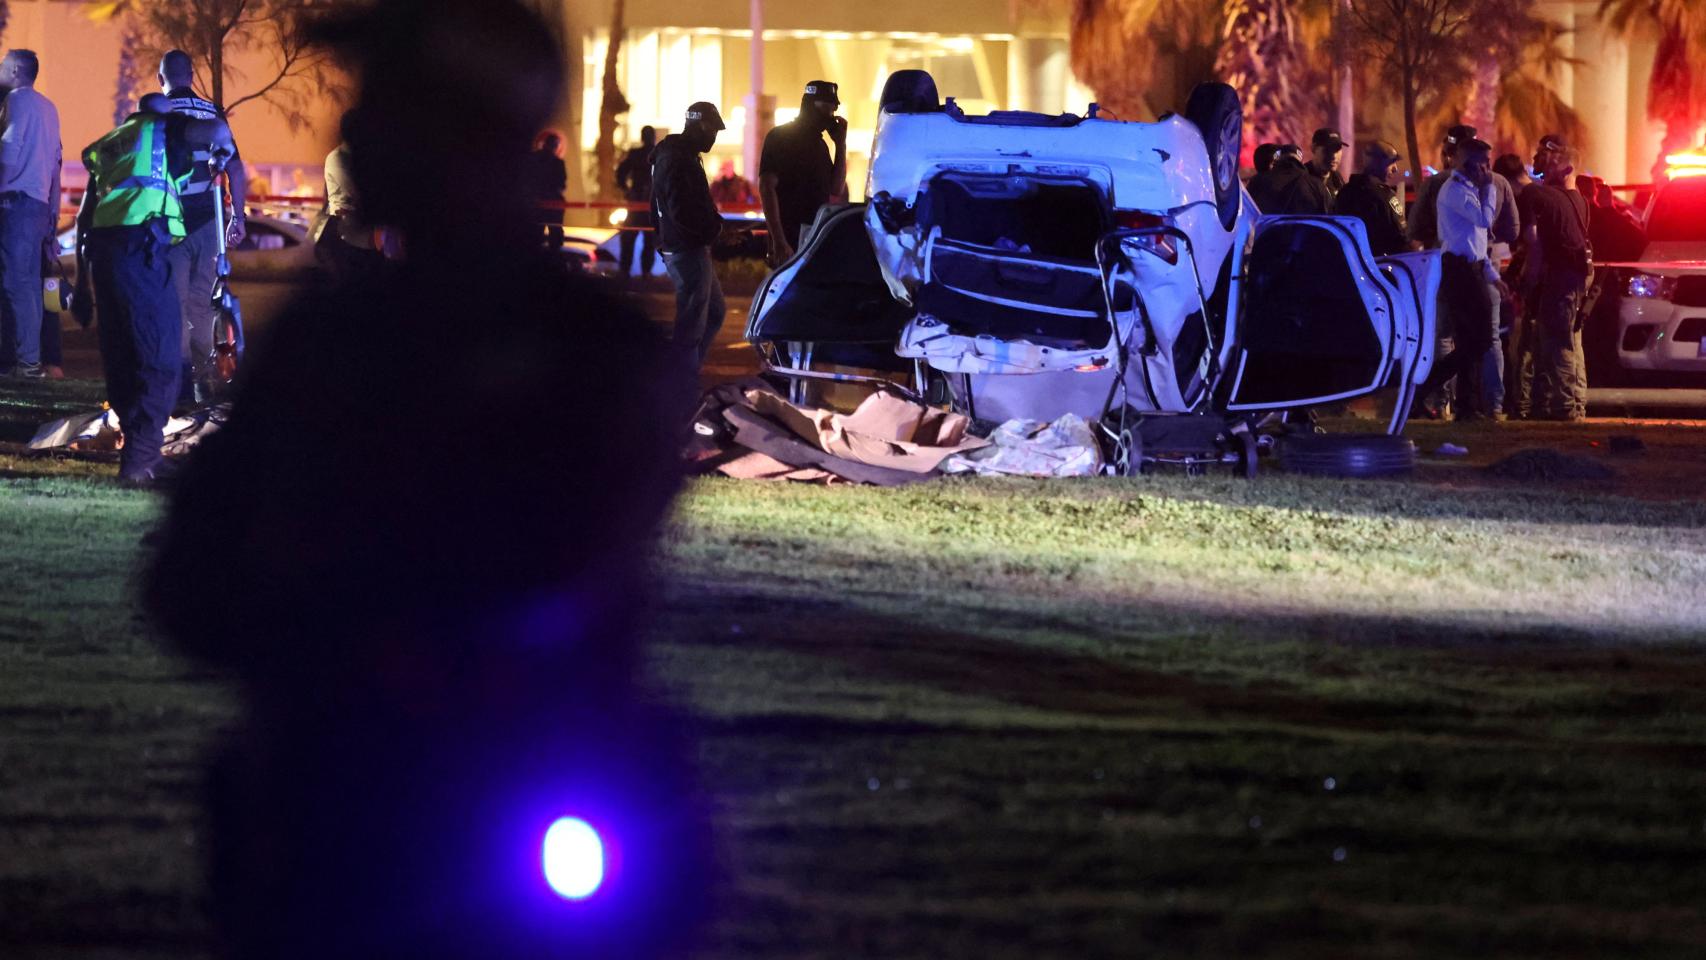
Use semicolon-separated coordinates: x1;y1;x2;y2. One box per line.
29;405;229;456
942;413;1103;477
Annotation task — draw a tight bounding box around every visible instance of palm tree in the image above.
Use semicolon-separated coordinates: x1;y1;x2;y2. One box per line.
1598;0;1706;180
1070;0;1223;121
1419;2;1582;160
1214;0;1313;152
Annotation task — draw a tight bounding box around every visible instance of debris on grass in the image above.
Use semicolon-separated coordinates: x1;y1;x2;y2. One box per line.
1484;448;1616;482
1608;435;1647;457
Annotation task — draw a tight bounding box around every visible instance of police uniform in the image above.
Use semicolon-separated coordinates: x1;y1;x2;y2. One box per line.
1518;171;1592;420
164;87;242;391
760;80;841;248
80;112;196;483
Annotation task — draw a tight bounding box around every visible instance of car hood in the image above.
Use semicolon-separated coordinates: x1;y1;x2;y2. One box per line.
1635;241;1706;273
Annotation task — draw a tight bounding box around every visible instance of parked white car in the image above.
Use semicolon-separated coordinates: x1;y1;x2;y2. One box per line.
747;71;1441;475
1616;176;1706;379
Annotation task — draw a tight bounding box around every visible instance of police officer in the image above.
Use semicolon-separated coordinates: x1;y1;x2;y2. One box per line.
158;50;248;398
1418;137;1506;414
1519;134;1592;421
1307;128;1347;205
1247;144;1330;214
72;94;232;486
1334;141;1408;256
615;125;658;278
653;102;726;364
759;80;847;265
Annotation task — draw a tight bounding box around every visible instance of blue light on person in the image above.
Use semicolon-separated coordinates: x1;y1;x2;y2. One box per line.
542;816;605;899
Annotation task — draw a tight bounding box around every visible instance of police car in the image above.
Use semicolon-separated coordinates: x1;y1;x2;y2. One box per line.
747;71;1440;473
1615;170;1706;380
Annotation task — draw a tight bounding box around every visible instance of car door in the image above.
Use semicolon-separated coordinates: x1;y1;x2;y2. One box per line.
1225;216;1433;420
745;203;916;364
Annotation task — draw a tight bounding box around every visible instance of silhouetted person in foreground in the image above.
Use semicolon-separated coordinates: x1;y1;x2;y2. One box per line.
142;2;710;957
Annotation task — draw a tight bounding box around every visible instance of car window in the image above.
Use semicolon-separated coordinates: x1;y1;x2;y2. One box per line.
1646;179;1706;242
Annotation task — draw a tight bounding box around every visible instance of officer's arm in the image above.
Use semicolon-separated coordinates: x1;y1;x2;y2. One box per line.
47;142;62;241
225;145;249;231
759;173;788;251
830;130;848;203
71;184;96;326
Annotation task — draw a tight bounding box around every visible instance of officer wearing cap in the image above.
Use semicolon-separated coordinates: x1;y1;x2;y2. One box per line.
1307;128;1347;205
1334;140;1408;256
1411;123;1520;252
759;80;847;266
1518;133;1592;420
652;101;726;364
1246;144;1329;215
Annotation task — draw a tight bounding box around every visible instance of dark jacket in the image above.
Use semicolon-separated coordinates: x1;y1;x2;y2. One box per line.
1247;158;1331;215
650;134;721;251
1335;173;1409;256
1306;162;1346;206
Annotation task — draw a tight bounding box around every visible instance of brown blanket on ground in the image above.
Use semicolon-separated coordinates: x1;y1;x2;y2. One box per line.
687;382;987;486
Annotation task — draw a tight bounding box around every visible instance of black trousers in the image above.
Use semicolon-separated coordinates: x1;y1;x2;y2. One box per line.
90;228;183;479
1423;253;1497;395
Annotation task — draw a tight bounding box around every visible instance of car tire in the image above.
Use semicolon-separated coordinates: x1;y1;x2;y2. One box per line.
1279;433;1416;478
880;70;940;114
1184;82;1243;232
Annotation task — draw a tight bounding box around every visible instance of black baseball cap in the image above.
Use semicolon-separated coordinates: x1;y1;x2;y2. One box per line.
1312;128;1344;151
803;80;840;106
1363;140;1401;164
1443;124;1477;145
685;101;725;130
1538;133;1569;153
1275;143;1304;161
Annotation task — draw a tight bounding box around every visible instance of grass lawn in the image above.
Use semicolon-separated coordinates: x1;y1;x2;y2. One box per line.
4;379;1706;958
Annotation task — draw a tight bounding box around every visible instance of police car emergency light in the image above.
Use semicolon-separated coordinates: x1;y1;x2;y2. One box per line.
542;815;605;899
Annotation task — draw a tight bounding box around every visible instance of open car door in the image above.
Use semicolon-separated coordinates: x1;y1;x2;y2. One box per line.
746;204;917;395
1225;217;1438;432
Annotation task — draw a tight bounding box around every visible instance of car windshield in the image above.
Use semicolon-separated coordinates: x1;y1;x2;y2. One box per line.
1646;179;1706;242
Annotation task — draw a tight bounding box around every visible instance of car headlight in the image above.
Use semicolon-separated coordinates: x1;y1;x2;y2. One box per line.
1626;273;1677;300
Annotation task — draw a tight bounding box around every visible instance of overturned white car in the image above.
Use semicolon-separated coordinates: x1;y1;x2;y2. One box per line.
747;71;1441;475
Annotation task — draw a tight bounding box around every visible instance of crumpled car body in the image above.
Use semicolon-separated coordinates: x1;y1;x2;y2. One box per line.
747;73;1440;436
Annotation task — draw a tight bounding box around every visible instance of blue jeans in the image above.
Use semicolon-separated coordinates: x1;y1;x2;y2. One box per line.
663;246;724;363
0;193;49;367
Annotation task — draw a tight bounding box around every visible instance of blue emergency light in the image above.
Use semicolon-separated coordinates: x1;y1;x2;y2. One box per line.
542;816;605;899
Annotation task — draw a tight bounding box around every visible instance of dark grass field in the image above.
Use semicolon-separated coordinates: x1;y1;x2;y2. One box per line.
4;378;1706;958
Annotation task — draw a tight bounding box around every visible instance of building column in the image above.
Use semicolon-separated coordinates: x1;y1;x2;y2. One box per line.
1570;1;1630;184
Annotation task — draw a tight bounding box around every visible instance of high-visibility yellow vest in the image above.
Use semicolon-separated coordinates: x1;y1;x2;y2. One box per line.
81;114;187;240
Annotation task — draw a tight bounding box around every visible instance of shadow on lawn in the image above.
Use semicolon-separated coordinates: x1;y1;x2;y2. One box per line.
665;588;1706;765
922;472;1706;530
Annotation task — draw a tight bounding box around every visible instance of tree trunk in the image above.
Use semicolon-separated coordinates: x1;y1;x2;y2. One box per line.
593;0;630;202
209;28;225;110
1402;66;1422;195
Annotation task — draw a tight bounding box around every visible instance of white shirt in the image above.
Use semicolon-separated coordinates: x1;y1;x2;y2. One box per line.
0;86;61;205
1436;171;1502;283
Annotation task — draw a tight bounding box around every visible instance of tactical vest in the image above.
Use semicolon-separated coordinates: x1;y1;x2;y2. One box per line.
82;115;187;239
166;92;222;196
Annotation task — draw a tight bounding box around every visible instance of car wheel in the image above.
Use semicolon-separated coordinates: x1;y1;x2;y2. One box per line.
880;70;940;114
1115;426;1143;477
1184;83;1243;232
1279;433;1416;479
